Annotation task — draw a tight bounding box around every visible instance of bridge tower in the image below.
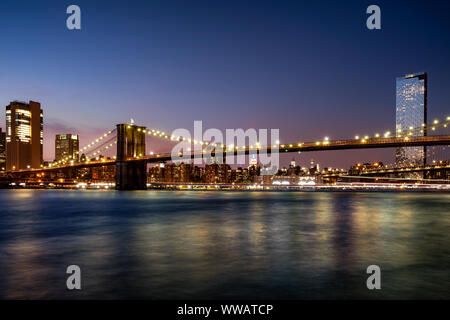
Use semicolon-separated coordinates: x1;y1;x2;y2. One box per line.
115;124;147;190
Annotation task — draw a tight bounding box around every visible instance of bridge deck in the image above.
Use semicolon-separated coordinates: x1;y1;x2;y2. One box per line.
7;135;450;173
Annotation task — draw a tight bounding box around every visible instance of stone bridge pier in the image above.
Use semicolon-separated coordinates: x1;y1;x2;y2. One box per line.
115;124;147;190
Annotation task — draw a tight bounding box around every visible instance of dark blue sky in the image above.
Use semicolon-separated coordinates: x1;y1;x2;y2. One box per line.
1;0;449;166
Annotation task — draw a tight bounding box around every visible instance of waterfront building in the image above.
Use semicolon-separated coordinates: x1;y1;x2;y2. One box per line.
179;163;193;183
309;159;319;175
55;134;79;162
163;163;178;182
5;100;43;170
205;163;230;184
395;72;427;168
91;165;115;180
248;164;261;182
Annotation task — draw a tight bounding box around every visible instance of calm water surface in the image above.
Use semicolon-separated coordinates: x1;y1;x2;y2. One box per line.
0;190;449;299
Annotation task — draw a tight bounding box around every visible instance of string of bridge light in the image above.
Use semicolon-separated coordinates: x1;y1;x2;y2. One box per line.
76;129;117;155
144;115;449;152
144;127;255;152
85;140;117;158
83;134;117;156
62;139;117;165
352;116;450;141
301;116;449;150
144;128;212;147
297;116;449;149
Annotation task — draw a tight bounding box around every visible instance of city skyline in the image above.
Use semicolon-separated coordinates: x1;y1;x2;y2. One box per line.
1;0;450;168
1;1;450;305
4;67;448;171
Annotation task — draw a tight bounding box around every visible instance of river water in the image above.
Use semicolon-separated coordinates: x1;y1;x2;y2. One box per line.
0;190;449;299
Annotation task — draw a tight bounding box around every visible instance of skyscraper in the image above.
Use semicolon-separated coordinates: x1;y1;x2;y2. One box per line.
55;134;79;162
6;100;43;170
395;72;427;168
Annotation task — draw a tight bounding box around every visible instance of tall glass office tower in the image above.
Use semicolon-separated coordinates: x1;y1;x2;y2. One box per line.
395;72;427;169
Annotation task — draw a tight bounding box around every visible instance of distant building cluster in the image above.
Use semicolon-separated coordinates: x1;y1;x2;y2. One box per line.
147;159;345;186
148;162;261;184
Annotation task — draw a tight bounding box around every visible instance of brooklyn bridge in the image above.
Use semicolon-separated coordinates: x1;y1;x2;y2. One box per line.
4;115;450;190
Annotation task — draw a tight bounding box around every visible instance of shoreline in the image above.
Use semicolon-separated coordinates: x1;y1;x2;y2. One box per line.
1;186;450;193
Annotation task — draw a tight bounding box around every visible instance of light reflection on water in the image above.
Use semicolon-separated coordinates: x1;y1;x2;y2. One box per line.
0;190;449;299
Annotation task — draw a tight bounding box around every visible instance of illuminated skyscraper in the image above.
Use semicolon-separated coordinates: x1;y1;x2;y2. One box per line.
6;100;43;170
55;134;79;162
395;72;427;168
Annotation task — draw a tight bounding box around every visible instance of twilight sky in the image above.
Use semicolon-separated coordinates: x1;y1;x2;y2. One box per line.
0;0;449;168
